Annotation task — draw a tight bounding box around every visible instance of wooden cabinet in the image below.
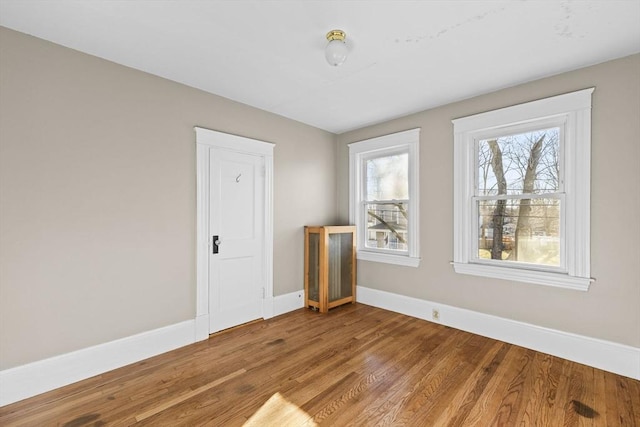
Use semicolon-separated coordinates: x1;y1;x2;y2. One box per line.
304;225;356;313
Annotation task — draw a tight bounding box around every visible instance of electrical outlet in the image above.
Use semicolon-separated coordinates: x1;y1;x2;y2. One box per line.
432;309;440;321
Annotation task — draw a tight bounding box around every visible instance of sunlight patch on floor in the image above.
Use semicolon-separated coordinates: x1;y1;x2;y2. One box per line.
244;392;317;426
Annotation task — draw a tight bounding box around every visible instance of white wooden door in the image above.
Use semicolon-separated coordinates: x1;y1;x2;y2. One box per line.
209;148;264;333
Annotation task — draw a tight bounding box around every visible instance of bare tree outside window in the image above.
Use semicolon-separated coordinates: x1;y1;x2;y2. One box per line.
350;128;420;267
477;128;561;266
364;153;409;251
453;88;592;288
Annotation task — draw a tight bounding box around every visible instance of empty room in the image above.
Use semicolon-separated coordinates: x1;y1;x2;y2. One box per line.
0;1;639;425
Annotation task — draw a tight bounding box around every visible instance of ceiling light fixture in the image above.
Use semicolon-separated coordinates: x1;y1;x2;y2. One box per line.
325;29;348;67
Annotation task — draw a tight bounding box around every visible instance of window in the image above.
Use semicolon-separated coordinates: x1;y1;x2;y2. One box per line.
452;89;593;290
349;128;420;267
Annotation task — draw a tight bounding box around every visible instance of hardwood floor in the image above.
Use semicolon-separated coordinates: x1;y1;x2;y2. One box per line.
1;304;638;426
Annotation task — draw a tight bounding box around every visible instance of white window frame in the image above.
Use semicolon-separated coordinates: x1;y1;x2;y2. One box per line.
349;128;420;267
452;88;594;291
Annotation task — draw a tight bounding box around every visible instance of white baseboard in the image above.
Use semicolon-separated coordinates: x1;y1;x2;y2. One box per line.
356;286;640;380
5;287;634;407
273;290;304;317
0;293;305;407
263;296;275;319
0;319;196;407
195;314;210;341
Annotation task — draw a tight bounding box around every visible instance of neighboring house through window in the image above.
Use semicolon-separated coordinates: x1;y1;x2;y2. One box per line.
452;88;594;290
349;128;420;267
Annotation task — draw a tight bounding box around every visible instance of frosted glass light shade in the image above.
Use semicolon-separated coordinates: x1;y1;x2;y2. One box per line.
325;39;348;66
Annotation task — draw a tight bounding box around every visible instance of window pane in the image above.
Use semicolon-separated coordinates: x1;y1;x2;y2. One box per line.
477;198;560;267
365;153;408;200
364;202;408;251
307;232;320;301
478;128;560;196
328;232;353;302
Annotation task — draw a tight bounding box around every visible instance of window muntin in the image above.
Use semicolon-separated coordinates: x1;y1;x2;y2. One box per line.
349;128;420;267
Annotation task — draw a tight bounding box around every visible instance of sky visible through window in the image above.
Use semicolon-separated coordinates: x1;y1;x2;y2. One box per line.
477;127;560;196
476;127;561;266
365;153;408;201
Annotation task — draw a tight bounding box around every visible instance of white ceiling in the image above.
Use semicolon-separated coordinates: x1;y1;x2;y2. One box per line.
1;1;639;134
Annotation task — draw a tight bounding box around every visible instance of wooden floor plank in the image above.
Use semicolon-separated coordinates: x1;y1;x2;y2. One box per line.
517;352;554;425
1;304;638;426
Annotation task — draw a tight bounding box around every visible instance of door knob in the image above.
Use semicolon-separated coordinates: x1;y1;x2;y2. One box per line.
213;235;221;254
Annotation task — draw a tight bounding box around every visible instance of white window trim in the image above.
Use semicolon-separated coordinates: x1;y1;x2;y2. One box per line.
452;88;594;290
349;128;420;267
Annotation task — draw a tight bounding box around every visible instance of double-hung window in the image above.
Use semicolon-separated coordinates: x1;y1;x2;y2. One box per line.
452;88;593;290
349;129;420;267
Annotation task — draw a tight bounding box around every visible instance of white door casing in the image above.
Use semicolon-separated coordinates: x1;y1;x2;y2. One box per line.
195;127;274;339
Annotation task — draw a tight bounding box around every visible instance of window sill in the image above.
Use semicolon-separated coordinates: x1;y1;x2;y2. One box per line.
451;262;592;291
358;250;421;267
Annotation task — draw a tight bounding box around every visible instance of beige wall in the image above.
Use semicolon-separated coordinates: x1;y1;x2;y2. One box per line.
0;27;337;369
1;24;637;372
337;54;640;348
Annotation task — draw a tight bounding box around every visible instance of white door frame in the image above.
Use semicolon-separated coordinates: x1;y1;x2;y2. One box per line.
194;127;275;340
